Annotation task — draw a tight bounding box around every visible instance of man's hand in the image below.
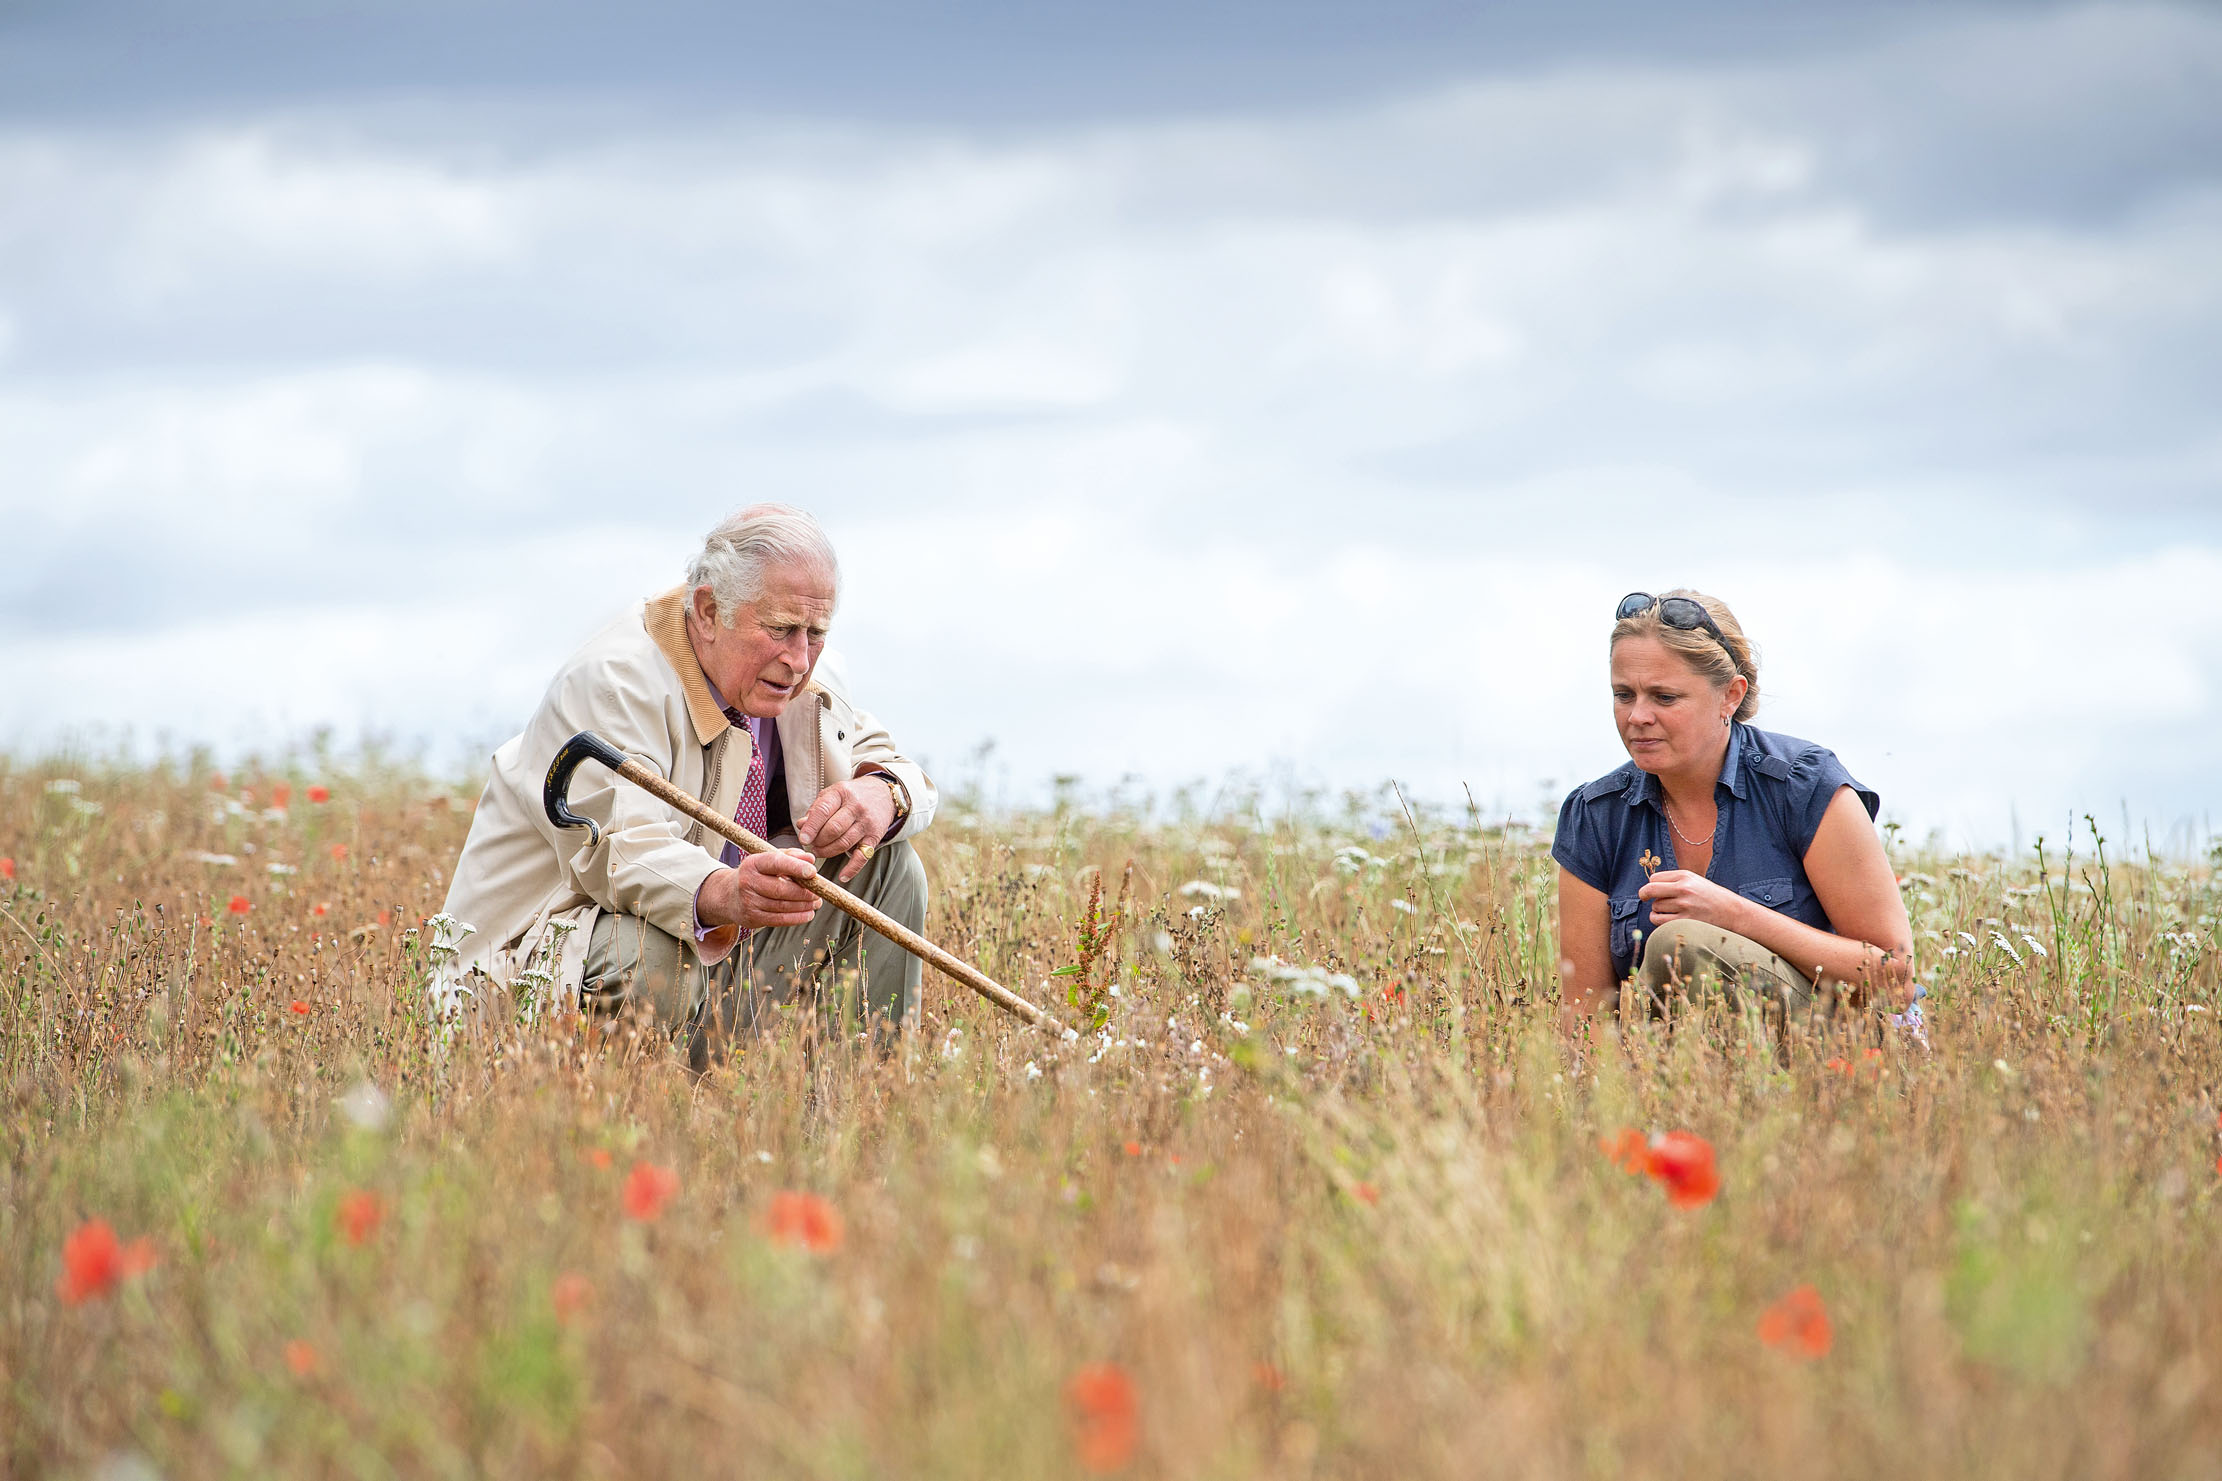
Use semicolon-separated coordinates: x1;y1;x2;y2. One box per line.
698;848;823;932
1636;869;1749;932
796;776;898;883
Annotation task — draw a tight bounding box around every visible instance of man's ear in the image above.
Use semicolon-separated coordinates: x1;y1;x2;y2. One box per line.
689;585;719;628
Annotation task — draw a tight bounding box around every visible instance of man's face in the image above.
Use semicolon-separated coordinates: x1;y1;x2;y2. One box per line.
687;562;836;718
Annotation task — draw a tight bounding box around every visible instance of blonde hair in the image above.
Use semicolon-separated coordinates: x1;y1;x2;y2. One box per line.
1610;588;1760;722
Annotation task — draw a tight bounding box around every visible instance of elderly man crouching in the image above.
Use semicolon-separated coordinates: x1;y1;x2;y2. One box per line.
436;504;935;1062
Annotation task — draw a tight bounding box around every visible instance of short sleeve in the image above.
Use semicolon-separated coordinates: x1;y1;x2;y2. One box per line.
1551;785;1613;894
1787;748;1880;855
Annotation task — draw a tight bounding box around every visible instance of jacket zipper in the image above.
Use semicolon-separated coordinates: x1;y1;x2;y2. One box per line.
694;728;728;850
814;692;831;799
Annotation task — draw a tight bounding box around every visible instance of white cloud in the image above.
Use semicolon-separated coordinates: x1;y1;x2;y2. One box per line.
3;5;2220;846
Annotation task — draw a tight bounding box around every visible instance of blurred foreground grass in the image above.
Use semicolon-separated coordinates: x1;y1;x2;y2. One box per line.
3;759;2219;1479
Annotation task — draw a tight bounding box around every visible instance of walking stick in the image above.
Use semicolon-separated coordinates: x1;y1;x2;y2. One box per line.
542;730;1071;1036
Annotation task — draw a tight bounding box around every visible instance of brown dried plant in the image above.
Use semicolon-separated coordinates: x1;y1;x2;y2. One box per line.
2;763;2220;1480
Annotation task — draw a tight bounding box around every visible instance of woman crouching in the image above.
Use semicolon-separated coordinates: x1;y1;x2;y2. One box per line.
1554;590;1912;1026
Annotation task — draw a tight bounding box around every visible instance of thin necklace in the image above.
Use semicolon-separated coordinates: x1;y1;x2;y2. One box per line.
1662;796;1715;849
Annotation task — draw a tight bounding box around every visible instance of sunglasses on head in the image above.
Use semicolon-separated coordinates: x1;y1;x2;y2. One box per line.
1615;592;1735;663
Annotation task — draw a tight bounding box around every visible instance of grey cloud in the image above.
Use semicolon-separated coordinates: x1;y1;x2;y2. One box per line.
3;2;2219;841
2;0;2032;128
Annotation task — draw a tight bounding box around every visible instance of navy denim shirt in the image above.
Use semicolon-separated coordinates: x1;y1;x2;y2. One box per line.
1552;723;1879;983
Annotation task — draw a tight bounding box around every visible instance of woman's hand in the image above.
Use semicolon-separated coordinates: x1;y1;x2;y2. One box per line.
1636;869;1749;932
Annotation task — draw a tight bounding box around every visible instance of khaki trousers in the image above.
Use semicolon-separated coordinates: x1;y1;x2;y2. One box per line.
578;841;927;1064
1636;918;1816;1018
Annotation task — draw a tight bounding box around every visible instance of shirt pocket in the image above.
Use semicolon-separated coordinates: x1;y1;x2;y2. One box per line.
1609;896;1644;962
1738;877;1794;909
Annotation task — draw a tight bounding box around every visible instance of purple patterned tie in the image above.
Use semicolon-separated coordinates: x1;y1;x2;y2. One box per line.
694;710;770;959
728;710;769;856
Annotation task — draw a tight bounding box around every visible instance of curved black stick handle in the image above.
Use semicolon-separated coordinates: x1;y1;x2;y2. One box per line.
543;730;632;847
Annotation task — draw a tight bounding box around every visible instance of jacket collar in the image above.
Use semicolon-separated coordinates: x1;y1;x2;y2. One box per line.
1623;722;1750;808
644;587;734;749
643;586;826;750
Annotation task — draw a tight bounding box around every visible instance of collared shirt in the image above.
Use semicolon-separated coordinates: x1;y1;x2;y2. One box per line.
700;679;796;848
726;709;791;856
1551;722;1879;983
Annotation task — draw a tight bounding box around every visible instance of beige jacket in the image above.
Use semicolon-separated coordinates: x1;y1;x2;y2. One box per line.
433;586;936;1013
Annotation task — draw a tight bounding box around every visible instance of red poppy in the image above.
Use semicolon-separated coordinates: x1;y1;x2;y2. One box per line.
1757;1284;1833;1359
335;1190;384;1246
1351;1181;1379;1206
586;1147;613;1170
271;783;292;809
56;1219;158;1305
1599;1126;1648;1173
1644;1132;1721;1209
312;903;328;917
284;1339;320;1377
1252;1360;1285;1391
307;785;331;804
227;895;251;915
210;773;228;791
1065;1361;1140;1473
1121;1140;1142;1157
0;857;14;881
766;1190;845;1253
552;1271;594;1324
1825;1056;1853;1075
376;910;392;928
622;1161;680;1221
289;1001;310;1016
329;844;348;862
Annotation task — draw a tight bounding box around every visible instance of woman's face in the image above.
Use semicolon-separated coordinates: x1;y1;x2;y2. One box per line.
1611;635;1738;776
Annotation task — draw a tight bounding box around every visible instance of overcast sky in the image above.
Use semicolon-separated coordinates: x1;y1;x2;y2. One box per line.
4;1;2219;849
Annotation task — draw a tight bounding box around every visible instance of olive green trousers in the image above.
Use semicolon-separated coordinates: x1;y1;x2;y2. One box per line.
578;841;927;1065
1636;918;1816;1017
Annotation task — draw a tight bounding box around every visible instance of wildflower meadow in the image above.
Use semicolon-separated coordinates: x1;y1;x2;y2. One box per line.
3;759;2219;1478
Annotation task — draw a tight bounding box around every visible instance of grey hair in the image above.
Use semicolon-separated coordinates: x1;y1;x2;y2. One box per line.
684;504;840;626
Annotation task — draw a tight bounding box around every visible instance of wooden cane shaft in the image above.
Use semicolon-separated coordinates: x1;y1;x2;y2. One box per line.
608;757;1069;1035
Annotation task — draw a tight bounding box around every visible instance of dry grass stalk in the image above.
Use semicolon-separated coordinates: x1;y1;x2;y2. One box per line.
1;761;2218;1478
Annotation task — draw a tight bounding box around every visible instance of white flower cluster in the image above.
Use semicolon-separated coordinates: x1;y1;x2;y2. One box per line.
1936;928;2048;962
1249;955;1359;1000
44;778;102;818
1177;880;1239;902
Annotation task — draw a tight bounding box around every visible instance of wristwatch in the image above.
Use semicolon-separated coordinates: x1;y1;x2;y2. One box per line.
872;772;911;829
